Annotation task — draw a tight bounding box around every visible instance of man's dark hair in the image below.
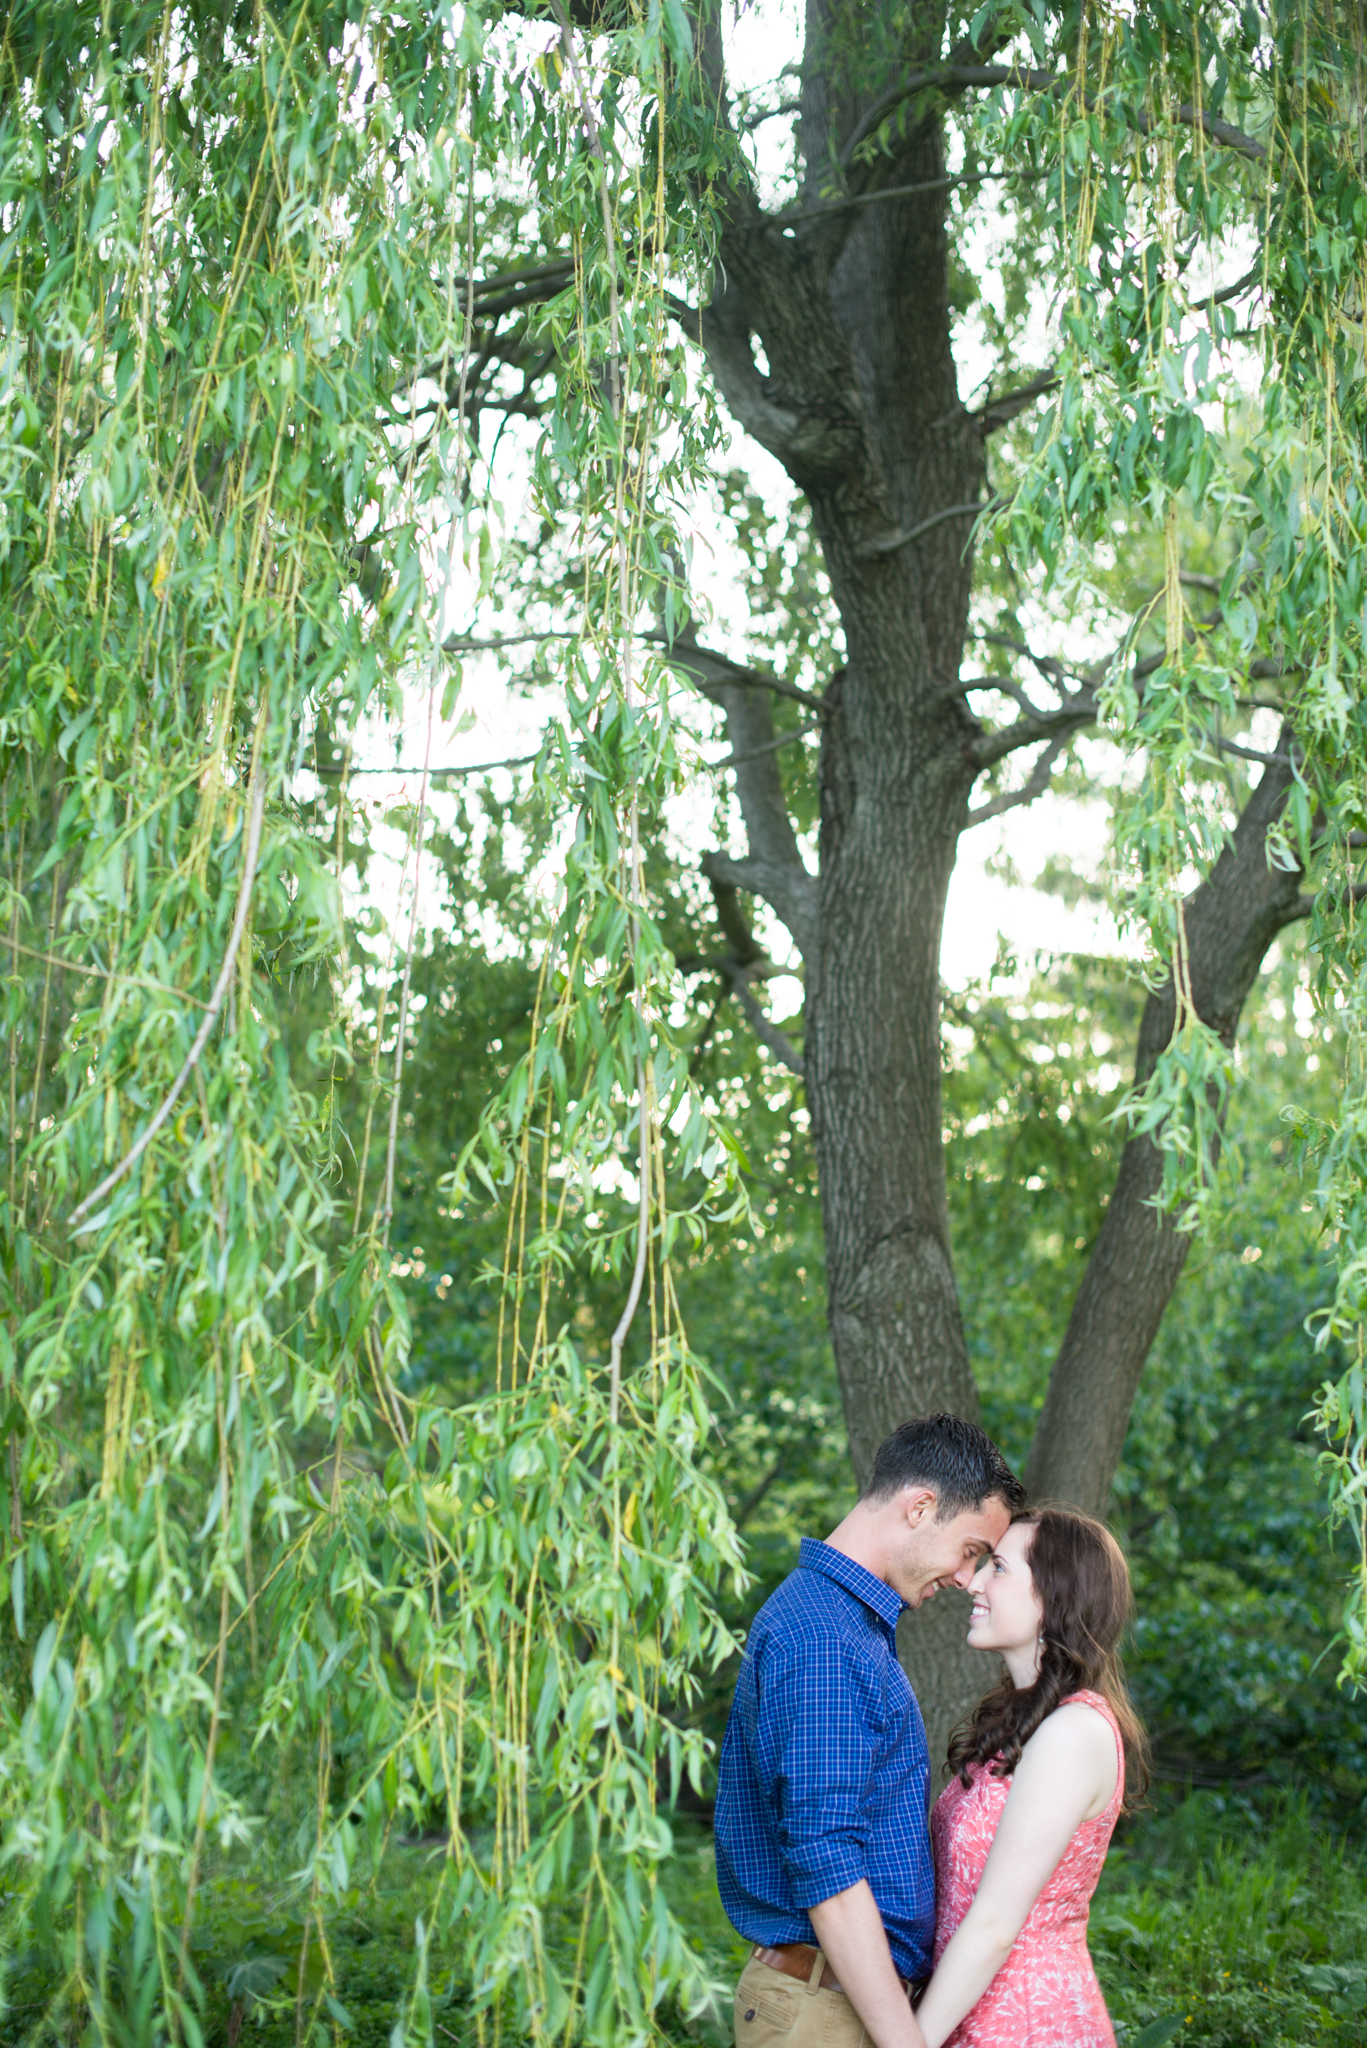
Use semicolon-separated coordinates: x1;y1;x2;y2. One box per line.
863;1414;1025;1519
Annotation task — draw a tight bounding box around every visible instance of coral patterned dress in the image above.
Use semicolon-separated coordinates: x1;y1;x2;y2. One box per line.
930;1689;1124;2048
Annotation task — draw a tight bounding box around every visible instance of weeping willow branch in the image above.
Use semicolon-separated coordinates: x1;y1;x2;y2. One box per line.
379;684;436;1248
608;1073;651;1425
67;767;267;1234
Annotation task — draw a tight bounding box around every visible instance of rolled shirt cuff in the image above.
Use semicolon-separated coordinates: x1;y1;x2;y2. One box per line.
783;1844;868;1910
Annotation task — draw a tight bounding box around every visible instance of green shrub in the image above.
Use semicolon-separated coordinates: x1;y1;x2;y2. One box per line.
1093;1794;1367;2048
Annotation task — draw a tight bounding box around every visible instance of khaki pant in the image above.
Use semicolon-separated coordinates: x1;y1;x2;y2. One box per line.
732;1952;875;2048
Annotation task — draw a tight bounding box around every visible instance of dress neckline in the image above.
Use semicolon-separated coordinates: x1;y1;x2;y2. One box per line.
952;1689;1125;1821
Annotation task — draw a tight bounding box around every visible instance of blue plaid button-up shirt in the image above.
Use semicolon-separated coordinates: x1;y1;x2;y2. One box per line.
714;1536;935;1981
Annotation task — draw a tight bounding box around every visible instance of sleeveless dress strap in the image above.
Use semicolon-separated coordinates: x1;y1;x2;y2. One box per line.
1059;1688;1125;1814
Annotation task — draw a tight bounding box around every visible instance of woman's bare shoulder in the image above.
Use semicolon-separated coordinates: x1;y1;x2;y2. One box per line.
1017;1698;1117;1773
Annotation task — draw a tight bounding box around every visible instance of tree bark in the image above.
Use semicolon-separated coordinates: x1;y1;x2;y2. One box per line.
810;661;979;1486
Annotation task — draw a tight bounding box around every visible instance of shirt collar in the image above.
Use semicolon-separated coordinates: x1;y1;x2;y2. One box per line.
798;1536;905;1631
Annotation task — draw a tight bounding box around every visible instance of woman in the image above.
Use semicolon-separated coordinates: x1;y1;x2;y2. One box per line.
913;1506;1148;2048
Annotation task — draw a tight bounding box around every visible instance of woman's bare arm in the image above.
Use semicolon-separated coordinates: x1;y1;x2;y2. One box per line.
914;1703;1118;2048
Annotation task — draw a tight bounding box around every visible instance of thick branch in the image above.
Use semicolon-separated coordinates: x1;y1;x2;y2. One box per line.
964;734;1069;824
1024;738;1303;1513
972;368;1060;434
315;755;538;779
711;721;820;771
968;693;1097;768
720;960;806;1076
743;98;803;131
857;497;1002;561
664;290;704;345
707;880;764;966
658;632;828;713
703;850;818;963
767;165;1049;231
973;629;1090;691
682;884;805;1074
1207;733;1289;768
669;1;879;492
695;276;865;481
671;628;819;960
842;64;1265;170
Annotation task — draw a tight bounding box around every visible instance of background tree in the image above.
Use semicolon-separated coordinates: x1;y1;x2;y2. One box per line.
438;0;1367;1743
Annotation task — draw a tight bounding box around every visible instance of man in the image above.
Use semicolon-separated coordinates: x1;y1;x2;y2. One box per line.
715;1413;1025;2048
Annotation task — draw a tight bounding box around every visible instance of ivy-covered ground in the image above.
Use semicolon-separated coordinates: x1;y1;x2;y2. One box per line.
5;1792;1358;2048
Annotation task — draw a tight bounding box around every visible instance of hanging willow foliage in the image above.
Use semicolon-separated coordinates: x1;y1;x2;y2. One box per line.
0;1;744;2041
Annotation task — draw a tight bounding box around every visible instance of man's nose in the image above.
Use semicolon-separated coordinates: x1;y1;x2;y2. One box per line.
950;1559;977;1588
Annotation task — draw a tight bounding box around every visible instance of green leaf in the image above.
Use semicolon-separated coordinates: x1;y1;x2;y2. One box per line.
1132;2022;1185;2048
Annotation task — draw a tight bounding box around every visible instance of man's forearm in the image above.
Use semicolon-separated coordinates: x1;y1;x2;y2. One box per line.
808;1883;929;2048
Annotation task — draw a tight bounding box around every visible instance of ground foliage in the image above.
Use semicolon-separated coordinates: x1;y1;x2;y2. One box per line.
6;0;1367;2042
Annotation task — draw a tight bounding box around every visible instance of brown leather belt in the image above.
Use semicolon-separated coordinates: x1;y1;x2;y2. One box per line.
751;1943;924;2001
752;1943;845;1994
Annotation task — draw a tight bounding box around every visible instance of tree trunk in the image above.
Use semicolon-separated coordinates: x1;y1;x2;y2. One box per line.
807;616;989;1771
686;6;1006;1747
807;588;984;1485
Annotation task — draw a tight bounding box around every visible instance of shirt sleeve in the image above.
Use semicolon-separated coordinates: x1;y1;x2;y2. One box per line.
744;1631;883;1908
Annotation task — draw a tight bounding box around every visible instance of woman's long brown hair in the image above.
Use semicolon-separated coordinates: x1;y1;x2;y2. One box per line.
946;1506;1150;1811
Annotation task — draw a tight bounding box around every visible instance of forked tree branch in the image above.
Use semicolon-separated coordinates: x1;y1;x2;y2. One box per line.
703;851;818;963
681;881;805;1075
693;652;820;959
964;733;1070;824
